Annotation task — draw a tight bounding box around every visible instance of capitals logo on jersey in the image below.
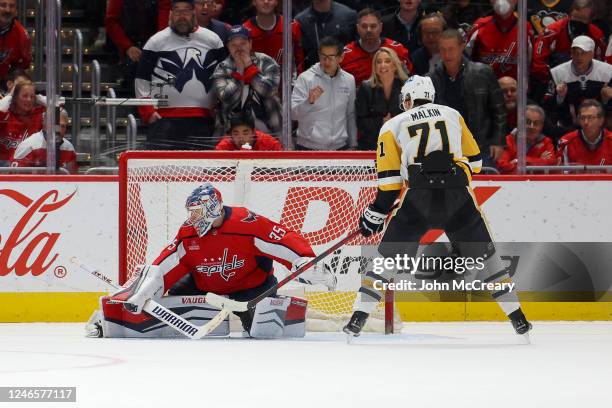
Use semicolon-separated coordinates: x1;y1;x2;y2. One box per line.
195;248;244;281
241;210;258;223
153;46;225;93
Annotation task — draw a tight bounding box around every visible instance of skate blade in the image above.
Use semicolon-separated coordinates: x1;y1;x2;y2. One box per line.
520;332;531;345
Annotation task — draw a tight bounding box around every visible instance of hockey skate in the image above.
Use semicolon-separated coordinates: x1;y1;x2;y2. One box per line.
509;309;532;343
343;311;369;337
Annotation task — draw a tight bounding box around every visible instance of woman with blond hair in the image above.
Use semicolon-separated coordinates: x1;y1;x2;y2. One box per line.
355;47;409;150
0;81;46;165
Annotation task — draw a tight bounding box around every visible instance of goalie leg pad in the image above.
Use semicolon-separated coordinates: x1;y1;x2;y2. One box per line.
98;295;230;338
249;296;307;338
108;265;165;314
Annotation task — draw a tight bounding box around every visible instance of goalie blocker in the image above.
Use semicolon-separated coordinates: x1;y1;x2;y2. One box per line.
91;294;308;339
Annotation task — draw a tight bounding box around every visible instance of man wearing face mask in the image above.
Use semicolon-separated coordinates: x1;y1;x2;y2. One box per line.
532;0;607;83
465;0;534;80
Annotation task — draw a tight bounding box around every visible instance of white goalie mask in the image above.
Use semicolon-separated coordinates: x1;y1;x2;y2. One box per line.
185;183;224;237
399;75;436;111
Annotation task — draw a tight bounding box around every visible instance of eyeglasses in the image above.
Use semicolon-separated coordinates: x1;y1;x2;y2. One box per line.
319;52;340;61
579;114;602;122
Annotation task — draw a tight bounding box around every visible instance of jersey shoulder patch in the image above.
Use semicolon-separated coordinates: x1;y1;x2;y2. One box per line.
221;207;266;234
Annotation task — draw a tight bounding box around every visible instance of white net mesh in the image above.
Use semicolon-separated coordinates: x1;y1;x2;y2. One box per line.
121;154;401;332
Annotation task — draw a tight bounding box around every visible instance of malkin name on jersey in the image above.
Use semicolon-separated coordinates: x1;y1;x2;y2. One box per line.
410;107;442;121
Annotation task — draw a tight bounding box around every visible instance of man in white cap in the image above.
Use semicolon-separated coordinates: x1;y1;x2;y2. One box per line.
544;35;612;130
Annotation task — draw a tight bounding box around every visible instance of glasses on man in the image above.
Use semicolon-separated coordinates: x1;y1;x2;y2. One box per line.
319;52;340;61
579;114;602;122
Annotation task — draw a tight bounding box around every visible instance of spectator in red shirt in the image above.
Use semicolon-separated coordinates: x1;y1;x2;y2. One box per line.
341;8;412;87
0;0;31;84
243;0;304;75
558;99;612;165
10;109;78;174
215;113;282;151
497;104;557;173
0;81;45;165
532;0;607;83
466;0;534;80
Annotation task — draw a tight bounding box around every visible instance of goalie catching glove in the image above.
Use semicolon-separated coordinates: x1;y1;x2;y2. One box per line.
108;265;165;314
292;257;337;291
359;205;388;237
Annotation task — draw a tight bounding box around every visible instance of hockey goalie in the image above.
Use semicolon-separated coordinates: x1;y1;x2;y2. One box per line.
88;183;336;339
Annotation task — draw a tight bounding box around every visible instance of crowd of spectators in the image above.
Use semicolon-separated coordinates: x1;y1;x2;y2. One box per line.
0;0;610;174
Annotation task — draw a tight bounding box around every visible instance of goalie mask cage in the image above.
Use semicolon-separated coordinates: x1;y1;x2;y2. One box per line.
119;151;401;333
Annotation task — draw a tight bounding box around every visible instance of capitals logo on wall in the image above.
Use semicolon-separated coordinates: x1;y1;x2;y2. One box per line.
0;189;76;277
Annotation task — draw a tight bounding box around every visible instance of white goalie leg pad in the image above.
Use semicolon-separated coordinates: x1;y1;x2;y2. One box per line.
249;296;307;338
99;295;230;338
108;265;165;314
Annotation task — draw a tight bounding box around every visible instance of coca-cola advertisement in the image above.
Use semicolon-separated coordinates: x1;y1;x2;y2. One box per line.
0;183;117;292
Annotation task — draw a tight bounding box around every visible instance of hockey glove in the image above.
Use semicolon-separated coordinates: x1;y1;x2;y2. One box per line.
359;205;387;237
292;257;337;291
108;265;164;314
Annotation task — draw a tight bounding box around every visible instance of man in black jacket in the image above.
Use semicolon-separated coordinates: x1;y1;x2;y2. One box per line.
381;0;423;53
428;29;506;168
410;11;445;75
295;0;357;70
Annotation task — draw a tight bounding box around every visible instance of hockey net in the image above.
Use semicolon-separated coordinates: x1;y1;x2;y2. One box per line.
119;151;402;333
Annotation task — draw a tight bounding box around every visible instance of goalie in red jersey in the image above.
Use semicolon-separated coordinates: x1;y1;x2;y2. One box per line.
98;183;336;338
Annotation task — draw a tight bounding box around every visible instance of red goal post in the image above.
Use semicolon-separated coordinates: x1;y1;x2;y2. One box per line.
118;151;400;333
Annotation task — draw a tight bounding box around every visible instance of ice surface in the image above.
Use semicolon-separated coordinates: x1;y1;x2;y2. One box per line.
0;322;611;408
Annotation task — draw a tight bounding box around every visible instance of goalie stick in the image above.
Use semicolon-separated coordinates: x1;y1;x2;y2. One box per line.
205;230;361;314
70;257;229;339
